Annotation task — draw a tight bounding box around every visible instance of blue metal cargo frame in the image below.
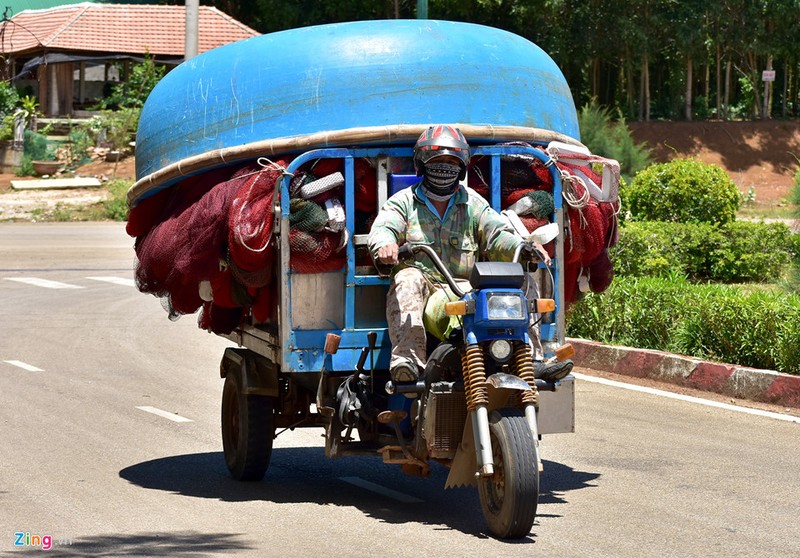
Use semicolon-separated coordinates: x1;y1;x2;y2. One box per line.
278;144;565;375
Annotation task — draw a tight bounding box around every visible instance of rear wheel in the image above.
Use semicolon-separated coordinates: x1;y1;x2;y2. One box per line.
477;408;539;539
221;369;274;481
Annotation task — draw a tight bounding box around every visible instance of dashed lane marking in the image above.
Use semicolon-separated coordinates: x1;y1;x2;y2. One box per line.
135;406;193;423
3;360;44;372
86;276;136;287
4;277;84;289
339;476;424;504
574;372;800;424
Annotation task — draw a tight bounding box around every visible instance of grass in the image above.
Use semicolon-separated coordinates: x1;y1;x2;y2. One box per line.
737;202;798;220
1;178;132;222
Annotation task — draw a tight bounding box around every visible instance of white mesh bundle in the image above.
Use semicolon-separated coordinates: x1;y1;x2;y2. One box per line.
300;172;344;199
324;198;346;231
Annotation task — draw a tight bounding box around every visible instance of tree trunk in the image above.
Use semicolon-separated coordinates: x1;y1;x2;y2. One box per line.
685;55;693;121
626;46;634;118
781;61;792;118
724;59;731;120
716;44;722;118
763;55;773;119
746;52;762;119
638;53;651;122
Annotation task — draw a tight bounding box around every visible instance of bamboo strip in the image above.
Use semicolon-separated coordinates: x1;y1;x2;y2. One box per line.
127;124;584;207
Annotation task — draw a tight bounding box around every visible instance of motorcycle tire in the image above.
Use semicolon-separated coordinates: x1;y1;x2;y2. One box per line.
478;408;539;539
221;369;274;481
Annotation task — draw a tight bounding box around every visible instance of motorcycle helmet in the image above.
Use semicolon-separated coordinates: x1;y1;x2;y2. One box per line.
413;125;471;181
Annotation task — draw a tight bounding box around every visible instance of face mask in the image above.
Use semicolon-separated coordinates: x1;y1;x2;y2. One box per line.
422;162;462;196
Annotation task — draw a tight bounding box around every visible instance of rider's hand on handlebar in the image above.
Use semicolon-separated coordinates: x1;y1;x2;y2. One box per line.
376;243;400;266
522;241;552;266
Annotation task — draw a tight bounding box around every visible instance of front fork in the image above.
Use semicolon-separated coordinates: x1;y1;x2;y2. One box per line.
462;342;542;477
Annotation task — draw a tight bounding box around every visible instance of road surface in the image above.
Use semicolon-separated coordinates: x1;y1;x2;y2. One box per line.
1;222;798;557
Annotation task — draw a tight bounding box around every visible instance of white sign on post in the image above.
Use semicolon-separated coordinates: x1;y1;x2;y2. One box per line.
762;70;776;82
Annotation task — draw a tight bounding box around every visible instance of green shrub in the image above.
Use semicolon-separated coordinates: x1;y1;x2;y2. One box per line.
568;274;689;350
612;220;797;283
0;114;14;141
578;100;652;181
791;166;800;207
102;179;132;221
567;276;800;374
0;81;20;116
626;158;741;225
97;54;165;109
82;108;140;151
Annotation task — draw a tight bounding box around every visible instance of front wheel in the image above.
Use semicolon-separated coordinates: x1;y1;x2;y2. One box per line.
477;408;539;539
221;370;274;481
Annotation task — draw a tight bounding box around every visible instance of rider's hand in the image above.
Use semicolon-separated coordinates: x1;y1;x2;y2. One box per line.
376;243;400;265
534;242;552;266
522;241;551;266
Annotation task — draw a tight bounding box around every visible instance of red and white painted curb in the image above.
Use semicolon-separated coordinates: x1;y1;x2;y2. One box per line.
568;338;800;409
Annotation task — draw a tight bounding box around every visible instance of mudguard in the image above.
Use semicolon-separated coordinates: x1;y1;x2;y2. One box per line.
445;373;533;488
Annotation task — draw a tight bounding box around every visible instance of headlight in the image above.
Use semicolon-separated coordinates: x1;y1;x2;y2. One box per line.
486;293;524;320
489;339;513;362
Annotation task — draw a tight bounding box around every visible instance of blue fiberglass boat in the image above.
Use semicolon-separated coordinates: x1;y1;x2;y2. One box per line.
130;19;581;205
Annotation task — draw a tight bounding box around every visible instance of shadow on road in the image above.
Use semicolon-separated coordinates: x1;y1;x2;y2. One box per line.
540;461;601;505
9;531;252;557
119;448;600;540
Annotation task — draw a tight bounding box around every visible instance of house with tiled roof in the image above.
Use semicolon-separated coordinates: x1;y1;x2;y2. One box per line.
1;2;259;115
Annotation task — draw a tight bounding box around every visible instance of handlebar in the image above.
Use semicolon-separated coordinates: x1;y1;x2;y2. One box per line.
398;244;467;298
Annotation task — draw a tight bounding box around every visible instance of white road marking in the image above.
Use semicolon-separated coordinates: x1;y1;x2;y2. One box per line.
339;476;424;504
3;360;43;372
574;372;800;424
135;406;193;423
4;277;84;289
86;276;136;287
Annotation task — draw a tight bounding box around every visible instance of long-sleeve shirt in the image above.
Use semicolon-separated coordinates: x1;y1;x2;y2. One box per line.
368;183;522;280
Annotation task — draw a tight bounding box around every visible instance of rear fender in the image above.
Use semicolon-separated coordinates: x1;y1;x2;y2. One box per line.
220;347;279;397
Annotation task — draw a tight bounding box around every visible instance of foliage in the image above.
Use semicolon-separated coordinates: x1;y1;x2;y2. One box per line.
0;114;14;141
97;55;165;110
790;165;800;207
82;108;141;151
63;128;93;168
625;158;741;225
578;100;652;180
102;179;133;221
567;276;800;374
207;1;800;120
0;81;20;116
613;220;799;283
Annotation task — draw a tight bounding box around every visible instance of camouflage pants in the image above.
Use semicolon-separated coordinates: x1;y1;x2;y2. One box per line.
386;267;431;371
386;267;543;370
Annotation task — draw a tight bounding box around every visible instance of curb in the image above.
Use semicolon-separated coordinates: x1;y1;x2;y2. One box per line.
567;338;800;409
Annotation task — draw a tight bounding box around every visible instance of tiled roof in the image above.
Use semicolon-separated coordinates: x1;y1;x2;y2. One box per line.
0;2;259;56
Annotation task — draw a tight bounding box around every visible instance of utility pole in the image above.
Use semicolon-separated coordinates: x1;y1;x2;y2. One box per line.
185;0;199;60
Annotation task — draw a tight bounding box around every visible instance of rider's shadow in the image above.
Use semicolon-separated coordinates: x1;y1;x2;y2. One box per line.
119;448;599;538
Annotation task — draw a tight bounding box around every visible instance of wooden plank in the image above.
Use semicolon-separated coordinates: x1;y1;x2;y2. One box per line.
10;178;103;190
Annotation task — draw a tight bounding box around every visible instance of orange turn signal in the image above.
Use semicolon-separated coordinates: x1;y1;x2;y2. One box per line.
533;298;556;313
555;343;575;361
445;301;468;316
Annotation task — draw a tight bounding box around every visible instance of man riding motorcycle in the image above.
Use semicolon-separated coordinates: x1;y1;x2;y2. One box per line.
367;125;573;386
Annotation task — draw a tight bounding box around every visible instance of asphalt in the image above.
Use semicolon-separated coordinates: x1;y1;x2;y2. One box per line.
568;337;800;409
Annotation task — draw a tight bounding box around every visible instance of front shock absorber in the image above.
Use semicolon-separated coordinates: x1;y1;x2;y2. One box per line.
461;344;493;476
513;341;539;408
513;340;543;472
462;344;488;411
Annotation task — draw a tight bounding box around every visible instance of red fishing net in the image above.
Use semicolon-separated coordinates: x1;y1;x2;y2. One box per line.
131;157;357;334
